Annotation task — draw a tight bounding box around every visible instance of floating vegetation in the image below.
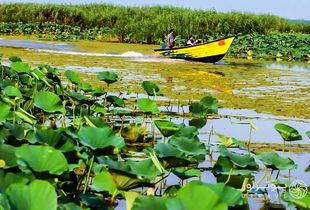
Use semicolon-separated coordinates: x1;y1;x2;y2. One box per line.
0;55;309;210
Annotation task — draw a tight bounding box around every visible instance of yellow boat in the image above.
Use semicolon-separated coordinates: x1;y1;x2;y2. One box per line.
154;36;235;63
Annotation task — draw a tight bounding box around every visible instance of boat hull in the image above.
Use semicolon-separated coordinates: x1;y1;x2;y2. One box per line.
154;36;235;63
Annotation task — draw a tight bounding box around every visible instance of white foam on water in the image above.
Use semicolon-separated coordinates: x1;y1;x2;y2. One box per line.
30;48;144;57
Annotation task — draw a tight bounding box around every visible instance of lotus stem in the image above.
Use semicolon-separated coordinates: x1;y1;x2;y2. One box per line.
257;167;268;187
83;155;94;194
266;169;274;184
282;141;285;156
224;168;234;184
247;126;253;153
111;189;118;204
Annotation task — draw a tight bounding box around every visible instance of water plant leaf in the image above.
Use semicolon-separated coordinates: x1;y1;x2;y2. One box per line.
215;132;245;148
124;191;140;210
10;61;31;73
306;131;310;139
97;71;119;84
189;102;207;117
0;173;30;193
169;136;208;157
132;196;168;210
91;170;117;194
218;145;258;169
136;98;159;114
170;181;228;210
9;56;22;63
5;180;57;210
79;194;109;210
0;102;10;123
255;152;297;170
34;91;65;114
3;86;22;98
77;127;125;151
203;182;247;207
281;191;310;210
0;144;17;168
106;95;125;107
16;145;69;175
274;123;302;141
172;168;201;180
212;157;253;176
199;96;219;114
64;70;81;84
141;81;162;96
154;120;179;137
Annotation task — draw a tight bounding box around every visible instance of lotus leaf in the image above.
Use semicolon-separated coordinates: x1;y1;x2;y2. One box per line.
121;123;147;142
97;71;119;84
77;127;125;151
215;132;245;148
218;145;258;169
106;95;125;107
3;86;22;98
0;173;29;193
64;70;81;84
306;131;310;139
274;123;302;141
154;120;179;137
255;152;297;170
5;180;57;210
34;91;65;114
169;136;207;157
141;81;162;96
281;191;310;210
0;102;10;123
0;144;17;168
136;98;159;114
200;96;219;114
132;196;168;210
10;62;31;73
172;168;201;180
16;145;68;175
189;102;207;117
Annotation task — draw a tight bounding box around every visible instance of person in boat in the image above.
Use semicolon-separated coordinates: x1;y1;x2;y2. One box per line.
186;36;194;46
166;29;175;49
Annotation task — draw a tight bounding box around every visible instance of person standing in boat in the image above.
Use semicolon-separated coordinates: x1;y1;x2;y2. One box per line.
166;29;175;49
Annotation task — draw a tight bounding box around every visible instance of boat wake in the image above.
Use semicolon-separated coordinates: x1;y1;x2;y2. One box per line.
31;48;144;57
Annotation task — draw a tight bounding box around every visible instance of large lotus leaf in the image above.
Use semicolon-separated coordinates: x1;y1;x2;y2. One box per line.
10;61;31;73
3;86;22;98
189;118;207;129
0;102;10;123
154;120;180;137
218;145;258;169
65;91;91;103
97;157;159;181
127;158;160;180
189;102;207;117
200;96;219;114
77;127;125;151
0;194;10;210
169;136;207;156
213;156;253;176
132;196;168;210
34;91;65;114
79;194;109;210
215;132;245;148
124;192;140;210
16;145;68;175
64;70;81;84
170;181;228;210
136;98;159;114
97;71;119;84
255;152;297;170
0;144;17;168
106;95;125;107
5;180;57;210
274;123;302;141
35;128;75;152
203;182;247;207
91;170;117;194
172;168;201;180
154;144;197;167
141;81;162;96
173;125;199;140
0;173;29;193
281;191;310;209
